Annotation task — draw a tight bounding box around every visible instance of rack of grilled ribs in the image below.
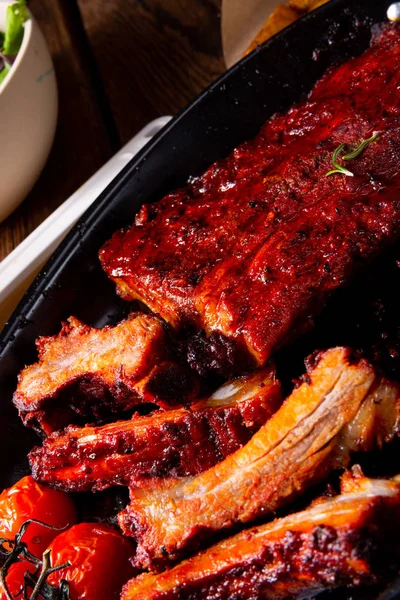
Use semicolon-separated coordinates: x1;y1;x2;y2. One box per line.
13;313;199;435
119;347;400;570
28;367;281;492
121;469;400;600
11;23;400;600
100;24;400;373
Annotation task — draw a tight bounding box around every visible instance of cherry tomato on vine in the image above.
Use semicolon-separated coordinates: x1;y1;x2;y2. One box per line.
0;562;34;600
47;523;135;600
0;476;77;556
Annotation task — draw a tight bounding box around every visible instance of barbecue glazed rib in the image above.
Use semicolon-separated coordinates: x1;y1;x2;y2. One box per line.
100;25;400;371
121;469;400;600
28;367;281;492
14;313;198;435
120;347;400;570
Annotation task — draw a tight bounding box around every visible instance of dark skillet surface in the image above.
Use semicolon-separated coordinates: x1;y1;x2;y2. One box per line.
1;0;399;596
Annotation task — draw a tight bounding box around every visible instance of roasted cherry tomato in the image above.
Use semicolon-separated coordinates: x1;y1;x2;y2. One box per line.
0;562;34;600
0;476;77;556
47;523;135;600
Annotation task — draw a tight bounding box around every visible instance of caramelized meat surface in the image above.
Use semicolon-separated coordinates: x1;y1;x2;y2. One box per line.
29;368;281;492
100;25;400;370
121;470;400;600
14;313;198;435
120;348;400;570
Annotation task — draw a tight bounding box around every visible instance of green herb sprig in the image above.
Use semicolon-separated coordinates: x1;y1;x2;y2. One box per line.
0;520;71;600
326;132;380;177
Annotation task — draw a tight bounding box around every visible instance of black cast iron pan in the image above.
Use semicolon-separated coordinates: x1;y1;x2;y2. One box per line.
0;0;399;596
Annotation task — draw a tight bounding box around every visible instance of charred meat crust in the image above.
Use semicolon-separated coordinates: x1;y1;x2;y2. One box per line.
100;24;400;371
13;313;199;435
120;347;400;571
29;367;282;492
121;471;400;600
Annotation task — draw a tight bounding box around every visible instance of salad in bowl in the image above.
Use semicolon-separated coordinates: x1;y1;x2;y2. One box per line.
0;0;57;224
0;0;28;84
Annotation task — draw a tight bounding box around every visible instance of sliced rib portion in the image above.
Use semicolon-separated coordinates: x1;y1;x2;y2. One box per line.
120;347;400;570
28;367;281;492
13;313;198;435
121;469;400;600
100;25;400;371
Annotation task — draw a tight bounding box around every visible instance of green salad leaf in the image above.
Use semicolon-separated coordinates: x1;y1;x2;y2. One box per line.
0;61;11;83
3;0;29;56
0;0;28;86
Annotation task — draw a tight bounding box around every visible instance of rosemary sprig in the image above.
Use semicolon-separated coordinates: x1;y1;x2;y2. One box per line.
326;131;380;177
326;143;354;177
0;520;71;600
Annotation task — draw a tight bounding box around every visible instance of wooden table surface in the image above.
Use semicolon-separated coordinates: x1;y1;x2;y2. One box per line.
0;0;225;261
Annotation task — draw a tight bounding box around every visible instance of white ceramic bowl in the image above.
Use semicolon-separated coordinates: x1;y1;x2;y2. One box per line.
0;2;58;223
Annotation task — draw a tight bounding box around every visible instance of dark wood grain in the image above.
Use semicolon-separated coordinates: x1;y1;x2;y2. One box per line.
77;0;225;143
0;0;116;260
0;0;224;261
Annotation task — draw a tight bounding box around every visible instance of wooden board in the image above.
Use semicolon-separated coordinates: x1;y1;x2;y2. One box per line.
0;0;224;260
77;0;225;143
